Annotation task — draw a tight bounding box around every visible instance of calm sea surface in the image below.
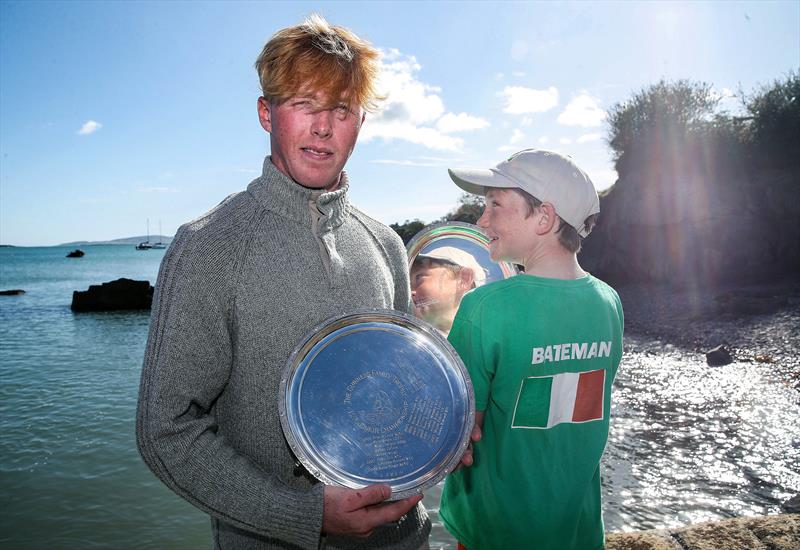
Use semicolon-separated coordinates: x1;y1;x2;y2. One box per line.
1;245;798;549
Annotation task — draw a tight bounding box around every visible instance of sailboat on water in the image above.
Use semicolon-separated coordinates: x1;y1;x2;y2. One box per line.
152;220;167;249
135;219;153;250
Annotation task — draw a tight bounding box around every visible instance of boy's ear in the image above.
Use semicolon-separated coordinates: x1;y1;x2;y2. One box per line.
535;203;558;235
458;267;476;289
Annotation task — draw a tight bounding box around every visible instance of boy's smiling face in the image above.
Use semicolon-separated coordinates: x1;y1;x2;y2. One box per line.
478;188;538;264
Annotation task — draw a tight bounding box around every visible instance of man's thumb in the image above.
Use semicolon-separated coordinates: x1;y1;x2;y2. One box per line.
351;484;392;508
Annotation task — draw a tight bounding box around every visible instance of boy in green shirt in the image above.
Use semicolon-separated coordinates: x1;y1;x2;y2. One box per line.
440;149;624;550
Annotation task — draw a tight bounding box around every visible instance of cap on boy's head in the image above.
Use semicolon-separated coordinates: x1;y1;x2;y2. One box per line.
416;246;487;287
448;149;600;237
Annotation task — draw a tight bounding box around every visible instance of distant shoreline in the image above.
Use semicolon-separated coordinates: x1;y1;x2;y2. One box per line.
0;237;175;248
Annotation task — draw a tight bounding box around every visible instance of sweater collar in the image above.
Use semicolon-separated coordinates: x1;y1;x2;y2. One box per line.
247;156;350;229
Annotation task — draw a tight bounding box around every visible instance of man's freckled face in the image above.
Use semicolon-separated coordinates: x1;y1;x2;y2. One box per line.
259;92;364;190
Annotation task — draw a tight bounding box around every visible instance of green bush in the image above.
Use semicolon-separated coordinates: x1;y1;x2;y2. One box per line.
742;71;800;167
390;219;426;244
440;193;485;225
606;80;720;172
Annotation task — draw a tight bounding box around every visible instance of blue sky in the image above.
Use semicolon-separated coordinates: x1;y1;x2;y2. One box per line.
1;1;798;246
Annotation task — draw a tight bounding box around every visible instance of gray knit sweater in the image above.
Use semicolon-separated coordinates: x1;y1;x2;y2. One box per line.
136;158;430;550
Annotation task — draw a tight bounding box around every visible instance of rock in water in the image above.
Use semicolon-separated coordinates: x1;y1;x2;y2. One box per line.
705;345;733;366
0;289;25;296
782;493;800;514
71;278;153;312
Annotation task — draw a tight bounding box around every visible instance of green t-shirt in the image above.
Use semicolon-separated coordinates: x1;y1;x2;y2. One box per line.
440;274;624;550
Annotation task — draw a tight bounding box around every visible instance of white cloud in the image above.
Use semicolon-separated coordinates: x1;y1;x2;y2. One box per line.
497;128;527;153
370;158;443;168
510;129;525;144
589;169;619;191
500;86;559;115
538;136;550;144
521;116;534;127
513;71;526;78
77;120;102;135
557;93;606;127
138;186;179;193
577;133;603;143
713;86;745;115
362;120;463;151
559;137;573;144
419;155;465;162
436;112;490;134
360;49;487;151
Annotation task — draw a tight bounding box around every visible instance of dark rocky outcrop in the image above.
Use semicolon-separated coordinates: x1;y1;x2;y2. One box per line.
581;158;800;289
71;278;153;312
66;249;85;258
0;289;25;296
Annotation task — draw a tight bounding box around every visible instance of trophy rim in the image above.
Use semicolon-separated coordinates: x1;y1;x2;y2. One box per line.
279;308;475;500
405;221;520;279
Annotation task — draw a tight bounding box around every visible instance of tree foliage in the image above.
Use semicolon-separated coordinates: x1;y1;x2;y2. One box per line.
391;194;485;244
606;75;800;175
606;79;720;171
742;70;800;167
390;219;425;245
439;193;485;225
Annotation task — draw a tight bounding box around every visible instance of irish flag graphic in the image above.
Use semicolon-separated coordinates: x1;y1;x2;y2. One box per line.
511;369;606;429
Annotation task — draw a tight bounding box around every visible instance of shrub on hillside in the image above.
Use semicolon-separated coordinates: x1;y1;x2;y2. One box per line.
742;71;800;168
606;80;720;174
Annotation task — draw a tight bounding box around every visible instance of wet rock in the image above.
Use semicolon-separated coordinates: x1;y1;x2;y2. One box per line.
71;278;153;312
606;514;800;549
782;493;800;513
675;518;763;549
750;513;800;548
0;289;25;296
66;249;85;258
606;530;681;549
705;345;733;366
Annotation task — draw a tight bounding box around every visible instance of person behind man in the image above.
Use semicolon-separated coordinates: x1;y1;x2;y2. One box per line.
410;246;485;335
136;15;430;550
438;149;624;550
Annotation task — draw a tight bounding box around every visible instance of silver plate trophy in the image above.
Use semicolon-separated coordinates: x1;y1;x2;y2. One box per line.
406;221;519;284
279;310;475;500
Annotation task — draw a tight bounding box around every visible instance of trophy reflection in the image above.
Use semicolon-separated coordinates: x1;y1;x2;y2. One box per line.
411;247;486;336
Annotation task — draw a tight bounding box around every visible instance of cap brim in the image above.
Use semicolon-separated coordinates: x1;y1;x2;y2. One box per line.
448;168;519;196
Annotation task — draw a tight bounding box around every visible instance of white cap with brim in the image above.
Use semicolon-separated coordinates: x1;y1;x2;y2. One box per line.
448;149;600;237
416;246;487;287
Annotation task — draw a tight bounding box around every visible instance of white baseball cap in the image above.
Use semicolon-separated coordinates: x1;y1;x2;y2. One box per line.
448;149;600;237
416;246;487;287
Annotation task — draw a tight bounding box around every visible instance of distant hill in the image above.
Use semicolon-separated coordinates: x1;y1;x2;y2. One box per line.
60;235;174;246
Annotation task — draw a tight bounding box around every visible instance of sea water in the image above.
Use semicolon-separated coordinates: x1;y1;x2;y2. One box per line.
1;245;798;549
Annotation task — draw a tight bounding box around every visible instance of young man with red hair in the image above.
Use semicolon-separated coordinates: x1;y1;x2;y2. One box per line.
137;15;429;550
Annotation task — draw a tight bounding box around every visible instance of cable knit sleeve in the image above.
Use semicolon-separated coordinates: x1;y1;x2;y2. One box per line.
136;208;324;550
386;231;412;315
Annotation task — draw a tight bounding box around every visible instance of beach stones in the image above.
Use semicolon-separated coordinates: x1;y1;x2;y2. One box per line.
705;345;733;366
